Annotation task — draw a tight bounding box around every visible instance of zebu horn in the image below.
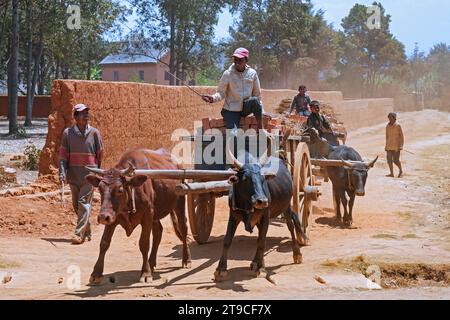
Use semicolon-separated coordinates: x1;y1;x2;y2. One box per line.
85;166;106;175
226;136;244;169
365;156;379;168
340;158;354;168
258;129;274;167
120;161;136;176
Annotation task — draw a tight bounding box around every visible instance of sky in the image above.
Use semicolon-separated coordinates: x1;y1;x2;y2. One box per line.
214;0;450;56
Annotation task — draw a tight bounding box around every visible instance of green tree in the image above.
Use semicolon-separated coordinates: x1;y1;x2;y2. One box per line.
228;0;337;89
132;0;230;85
428;43;450;87
1;1;126;127
337;2;406;97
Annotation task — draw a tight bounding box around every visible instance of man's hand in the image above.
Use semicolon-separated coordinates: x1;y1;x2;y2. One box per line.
202;95;214;103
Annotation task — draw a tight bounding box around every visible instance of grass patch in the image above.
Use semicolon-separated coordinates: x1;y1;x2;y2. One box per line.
372;233;400;240
0;257;20;269
397;212;413;220
320;255;450;288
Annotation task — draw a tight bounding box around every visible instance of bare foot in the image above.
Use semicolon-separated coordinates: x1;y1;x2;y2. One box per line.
398;172;403;178
385;174;394;177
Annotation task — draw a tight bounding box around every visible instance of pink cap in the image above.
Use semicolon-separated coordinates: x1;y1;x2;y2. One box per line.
73;103;90;112
232;47;249;59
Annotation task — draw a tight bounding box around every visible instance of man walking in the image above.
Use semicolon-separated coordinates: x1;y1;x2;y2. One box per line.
385;112;404;178
59;104;104;244
201;48;264;131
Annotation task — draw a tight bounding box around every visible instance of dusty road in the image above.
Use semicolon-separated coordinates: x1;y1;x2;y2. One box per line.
0;110;449;299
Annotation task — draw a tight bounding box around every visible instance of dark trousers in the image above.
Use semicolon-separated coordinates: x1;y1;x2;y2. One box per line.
386;150;401;165
221;97;263;130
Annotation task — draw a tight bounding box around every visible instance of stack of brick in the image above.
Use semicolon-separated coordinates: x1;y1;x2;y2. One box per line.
201;114;276;134
275;99;294;114
0;166;17;186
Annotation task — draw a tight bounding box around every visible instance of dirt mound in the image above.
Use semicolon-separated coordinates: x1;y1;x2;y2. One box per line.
0;196;99;237
322;255;450;288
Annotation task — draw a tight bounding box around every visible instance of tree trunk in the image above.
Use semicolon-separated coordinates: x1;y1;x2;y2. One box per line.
30;35;44;104
37;51;46;95
86;59;92;80
8;0;20;135
24;1;33;127
55;57;60;79
0;1;9;62
168;2;176;85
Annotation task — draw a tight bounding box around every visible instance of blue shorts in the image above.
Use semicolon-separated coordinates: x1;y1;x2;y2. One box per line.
221;97;263;130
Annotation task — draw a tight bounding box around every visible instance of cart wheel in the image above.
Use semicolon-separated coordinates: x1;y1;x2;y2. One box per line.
292;142;314;238
187;193;215;244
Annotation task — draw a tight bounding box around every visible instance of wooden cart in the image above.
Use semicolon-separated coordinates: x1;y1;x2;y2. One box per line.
132;115;352;245
175;115;323;244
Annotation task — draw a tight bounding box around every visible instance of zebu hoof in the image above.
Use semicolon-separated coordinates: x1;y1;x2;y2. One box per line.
293;253;303;264
254;267;268;279
250;262;266;277
139;272;153;283
343;218;352;227
297;235;311;247
182;261;192;269
89;275;104;286
214;270;228;282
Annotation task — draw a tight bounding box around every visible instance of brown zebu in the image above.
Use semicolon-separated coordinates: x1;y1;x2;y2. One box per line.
85;148;191;284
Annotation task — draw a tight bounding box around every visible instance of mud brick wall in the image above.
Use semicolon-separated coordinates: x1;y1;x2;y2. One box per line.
333;98;394;130
261;90;343;113
39;80;223;175
0;95;52;117
38;80;392;176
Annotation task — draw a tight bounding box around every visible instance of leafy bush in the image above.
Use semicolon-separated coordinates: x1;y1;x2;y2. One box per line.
22;144;42;171
16;126;27;138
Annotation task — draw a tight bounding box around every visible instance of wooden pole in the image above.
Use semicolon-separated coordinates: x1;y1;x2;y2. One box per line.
310;159;366;167
133;169;236;181
175;180;231;196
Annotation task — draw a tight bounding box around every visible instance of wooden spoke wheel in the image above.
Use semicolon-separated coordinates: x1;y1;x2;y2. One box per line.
292;142;314;237
187;192;215;244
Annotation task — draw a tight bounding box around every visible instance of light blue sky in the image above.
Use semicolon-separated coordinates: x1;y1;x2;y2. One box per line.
121;1;450;56
215;0;450;56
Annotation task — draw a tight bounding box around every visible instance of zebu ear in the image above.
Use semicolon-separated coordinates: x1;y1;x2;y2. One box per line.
86;174;102;187
262;171;276;180
125;175;148;187
228;175;239;184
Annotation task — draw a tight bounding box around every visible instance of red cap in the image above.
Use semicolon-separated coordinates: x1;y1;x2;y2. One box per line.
73;104;90;112
232;47;249;59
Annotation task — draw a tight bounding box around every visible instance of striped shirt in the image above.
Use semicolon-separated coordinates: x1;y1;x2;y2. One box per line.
59;124;104;185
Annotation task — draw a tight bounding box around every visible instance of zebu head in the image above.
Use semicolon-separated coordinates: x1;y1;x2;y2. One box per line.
341;156;378;196
226;131;276;211
85;163;147;225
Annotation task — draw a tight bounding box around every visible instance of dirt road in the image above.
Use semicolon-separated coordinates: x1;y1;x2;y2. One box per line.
1;110;449;299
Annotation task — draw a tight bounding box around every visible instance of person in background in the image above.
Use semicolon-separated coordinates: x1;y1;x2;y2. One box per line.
385;112;404;178
288;85;312;116
307;100;335;140
59;104;104;244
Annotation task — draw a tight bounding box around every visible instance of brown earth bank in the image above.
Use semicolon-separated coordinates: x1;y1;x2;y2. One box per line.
0;109;449;299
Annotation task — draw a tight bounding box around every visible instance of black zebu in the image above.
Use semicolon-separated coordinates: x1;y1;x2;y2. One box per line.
327;146;378;226
214;135;307;282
